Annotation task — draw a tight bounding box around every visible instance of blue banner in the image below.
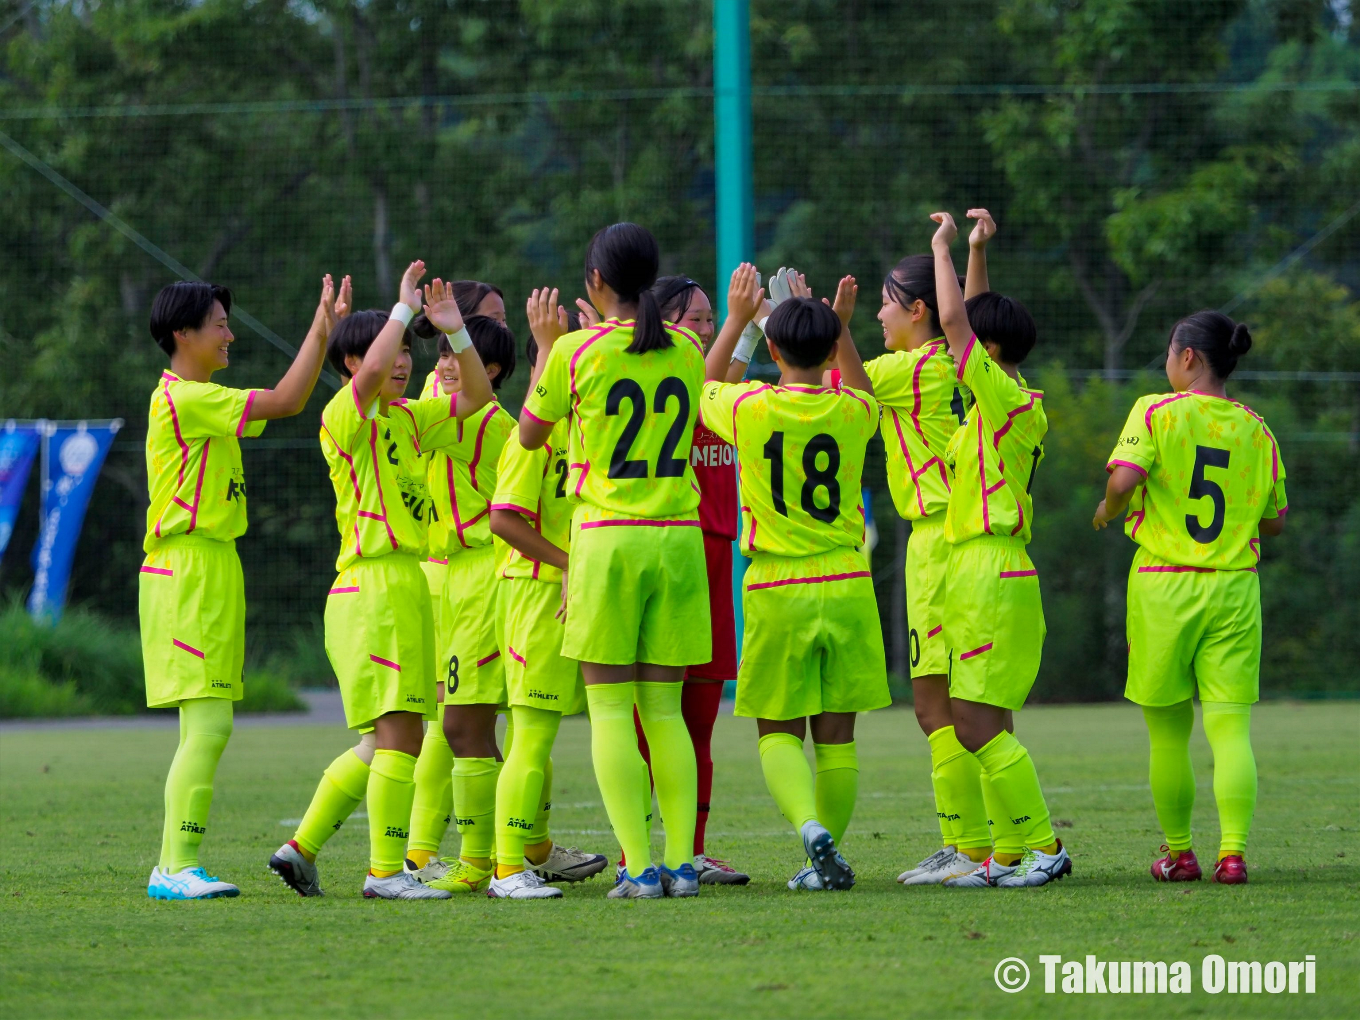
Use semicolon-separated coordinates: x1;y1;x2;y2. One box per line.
28;421;121;622
0;423;42;560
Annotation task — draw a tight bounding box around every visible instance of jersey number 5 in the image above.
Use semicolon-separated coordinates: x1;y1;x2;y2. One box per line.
1186;445;1230;544
605;377;690;479
762;431;841;523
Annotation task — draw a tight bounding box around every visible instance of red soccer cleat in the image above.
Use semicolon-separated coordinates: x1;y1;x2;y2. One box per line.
1212;854;1248;885
1151;846;1202;882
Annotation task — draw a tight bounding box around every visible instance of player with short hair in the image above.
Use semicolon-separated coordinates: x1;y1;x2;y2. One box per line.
703;266;890;891
519;222;709;900
928;211;1071;889
269;265;493;900
143;275;341;900
1094;310;1285;885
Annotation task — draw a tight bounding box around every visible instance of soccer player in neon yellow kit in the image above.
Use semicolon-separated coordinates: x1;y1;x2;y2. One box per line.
703;265;890;890
270;265;493;900
143;274;343;900
928;211;1071;888
1094;310;1286;885
519;222;709;899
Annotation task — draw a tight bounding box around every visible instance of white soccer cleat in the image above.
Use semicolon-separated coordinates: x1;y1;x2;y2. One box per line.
148;865;240;900
994;843;1072;888
897;845;956;883
787;865;826;891
694;854;750;885
607;866;664;899
943;856;1011;888
530;844;608;883
403;856;452;885
362;871;453;900
801;820;854;890
901;850;987;887
268;840;323;897
488;869;563;900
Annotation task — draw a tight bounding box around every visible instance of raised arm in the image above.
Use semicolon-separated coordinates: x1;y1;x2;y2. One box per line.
827;275;872;396
353;260;424;410
422;278;492;420
1092;465;1144;530
519;286;568;450
930;213;973;363
964;208;995;300
706;263;764;381
248;274;349;421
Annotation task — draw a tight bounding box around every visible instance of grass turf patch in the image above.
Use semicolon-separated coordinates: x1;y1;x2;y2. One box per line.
1;703;1355;1018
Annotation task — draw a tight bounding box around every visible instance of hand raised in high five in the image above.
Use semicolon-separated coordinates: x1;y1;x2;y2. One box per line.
931;211;958;247
422;278;465;335
527;287;566;347
399;260;427;313
826;275;857;330
787;270;811;300
575;298;601;327
320;274;352;338
725;262;765;327
967;208;997;249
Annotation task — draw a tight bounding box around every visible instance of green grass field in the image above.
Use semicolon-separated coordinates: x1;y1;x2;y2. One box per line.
1;703;1356;1019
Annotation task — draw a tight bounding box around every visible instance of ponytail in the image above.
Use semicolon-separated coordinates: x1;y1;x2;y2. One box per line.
584;222;671;355
1169;310;1253;380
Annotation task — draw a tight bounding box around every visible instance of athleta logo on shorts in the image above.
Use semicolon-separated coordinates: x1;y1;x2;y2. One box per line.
179;822;206;834
384;826;409;839
210;680;232;689
405;695;426;704
507;817;533;830
527;688;559;701
691;444;734;467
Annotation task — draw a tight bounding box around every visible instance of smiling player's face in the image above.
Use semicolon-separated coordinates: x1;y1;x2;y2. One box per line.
176;300;234;372
674;288;715;346
383;345;413;401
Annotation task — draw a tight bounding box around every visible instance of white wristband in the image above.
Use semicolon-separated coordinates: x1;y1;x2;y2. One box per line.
443;325;473;354
390;303;415;327
732;320;763;364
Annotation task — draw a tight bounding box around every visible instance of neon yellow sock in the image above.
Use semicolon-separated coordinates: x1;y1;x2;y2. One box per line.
975;730;1055;853
495;706;560;877
408;717;453;858
366;749;417;875
813;741;858;845
979;770;1022;860
928;725;991;852
528;755;554;845
586;682;652;871
636;682;697;870
294;747;370;857
758;732;818;833
1202;702;1256;856
452;756;500;862
1142;701;1196;853
160;698;233;873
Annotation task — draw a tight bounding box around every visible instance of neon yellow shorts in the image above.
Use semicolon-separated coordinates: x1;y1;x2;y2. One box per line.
497;577;585;716
735;548;890;720
563;512;710;667
944;536;1045;711
905;512;950;678
439;544;505;706
325;554;437;729
1125;549;1261;706
420;556;448;641
139;535;245;708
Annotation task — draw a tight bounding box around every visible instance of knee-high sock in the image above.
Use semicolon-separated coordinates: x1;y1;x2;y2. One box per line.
682;681;722;855
366;749;417;874
588;682;653;870
495;707;561;875
814;741;858;845
1201;702;1256;856
758;732;818;834
1142;701;1196;853
980;771;1024;857
160;698;233;873
928;726;991;851
528;755;554;844
408;719;453;855
621;706;656;869
974;731;1055;852
293;746;371;857
451;756;500;861
636;682;697;870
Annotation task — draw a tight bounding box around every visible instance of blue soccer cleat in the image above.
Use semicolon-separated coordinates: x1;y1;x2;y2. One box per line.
148;865;240;900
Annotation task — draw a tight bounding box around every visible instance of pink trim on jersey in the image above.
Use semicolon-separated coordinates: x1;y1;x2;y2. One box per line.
976;416;992;534
444;456;466;546
458;506;489;539
388;400;420;454
742;505;758;552
570;461;590;498
369;654;400;671
172;638;205;659
577;518;700;530
840;386;873;418
746;570;871;591
236;391;257;438
1011;499;1025;537
1235;400;1281;483
476;650;501;667
1276;504;1289;516
1249;537;1261;564
155;374;191;539
1143;392;1193;433
521;406;553;427
910;342;941;440
959;642;992;661
321;422;365;560
351;382;367;417
506;646;527;666
183;437;210;534
993;391;1042;448
1137;565;1214;573
366;422;399;550
568;324;618;404
490;501;539;520
956;335;977;380
1107;459;1147;478
329;585;360;594
999;569;1037;578
781;383;832;394
1127;506;1146;540
140;566;173;576
468;407;494;490
926;625;943;639
427;558;448;565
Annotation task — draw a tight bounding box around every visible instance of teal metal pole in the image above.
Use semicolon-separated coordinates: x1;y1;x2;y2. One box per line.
713;0;753;670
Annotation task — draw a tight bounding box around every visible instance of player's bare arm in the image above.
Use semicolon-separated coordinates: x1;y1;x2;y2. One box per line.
930;212;974;365
488;509;569;572
706;262;764;381
351;260;424;410
827;275;873;396
964;208;995;300
248;274;349;422
423;277;493;420
1093;465;1144;529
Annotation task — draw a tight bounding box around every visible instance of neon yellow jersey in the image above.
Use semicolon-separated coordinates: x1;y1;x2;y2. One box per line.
944;339;1047;545
144;370;265;551
491;420;573;583
1107;391;1287;570
864;340;972;520
419;371;514;557
320;381;463;571
701;380;878;558
521;320;705;520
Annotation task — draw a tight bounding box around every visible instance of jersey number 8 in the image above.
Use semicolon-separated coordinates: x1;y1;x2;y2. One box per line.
762;431;841;523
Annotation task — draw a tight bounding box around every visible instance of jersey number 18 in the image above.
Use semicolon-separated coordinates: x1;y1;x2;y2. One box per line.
762;431;841;523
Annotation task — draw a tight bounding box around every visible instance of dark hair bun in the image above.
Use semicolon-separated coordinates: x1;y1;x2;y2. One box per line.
1228;322;1252;357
